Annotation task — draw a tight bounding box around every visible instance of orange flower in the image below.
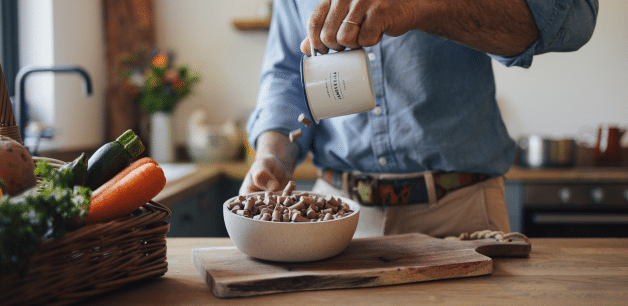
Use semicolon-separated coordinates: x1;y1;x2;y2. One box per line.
152;52;168;69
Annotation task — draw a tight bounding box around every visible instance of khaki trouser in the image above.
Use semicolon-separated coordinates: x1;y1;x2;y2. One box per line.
312;176;511;238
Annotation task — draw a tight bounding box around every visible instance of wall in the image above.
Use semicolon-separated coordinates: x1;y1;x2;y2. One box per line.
18;1;627;151
19;0;106;151
155;0;627;148
494;1;628;145
153;0;271;147
18;0;54;128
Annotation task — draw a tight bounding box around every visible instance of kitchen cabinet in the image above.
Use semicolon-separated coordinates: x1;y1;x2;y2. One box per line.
167;179;239;238
504;166;628;238
504;181;525;233
167;186;226;238
159;161;628;238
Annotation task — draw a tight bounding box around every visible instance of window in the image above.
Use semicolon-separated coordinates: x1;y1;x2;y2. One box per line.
1;0;18;97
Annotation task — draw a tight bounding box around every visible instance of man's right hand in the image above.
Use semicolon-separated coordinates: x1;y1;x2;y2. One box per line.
239;130;299;195
300;0;540;58
239;154;293;195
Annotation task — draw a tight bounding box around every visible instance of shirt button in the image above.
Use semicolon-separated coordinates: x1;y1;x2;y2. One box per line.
373;106;383;116
378;157;387;165
368;52;376;61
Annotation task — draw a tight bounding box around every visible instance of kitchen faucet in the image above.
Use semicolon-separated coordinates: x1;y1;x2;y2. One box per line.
14;65;92;152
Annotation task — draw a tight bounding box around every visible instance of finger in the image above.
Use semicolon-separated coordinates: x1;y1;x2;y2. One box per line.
336;20;361;49
239;173;263;195
320;0;351;51
308;0;331;54
277;171;294;190
300;37;313;55
357;3;387;47
246;159;280;192
253;168;280;192
337;0;368;49
269;162;293;191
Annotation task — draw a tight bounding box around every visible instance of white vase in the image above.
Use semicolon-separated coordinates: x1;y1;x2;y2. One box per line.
150;112;174;163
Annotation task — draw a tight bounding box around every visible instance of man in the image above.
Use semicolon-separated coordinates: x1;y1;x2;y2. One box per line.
241;0;598;238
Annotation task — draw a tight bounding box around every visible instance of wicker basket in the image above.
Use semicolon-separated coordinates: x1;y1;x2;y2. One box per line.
1;65;171;305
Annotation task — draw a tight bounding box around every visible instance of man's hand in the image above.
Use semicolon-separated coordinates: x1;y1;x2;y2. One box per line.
240;154;293;194
300;0;539;57
239;131;299;195
301;0;419;55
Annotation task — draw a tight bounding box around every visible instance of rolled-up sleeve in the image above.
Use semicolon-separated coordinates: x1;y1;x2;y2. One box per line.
491;0;599;68
246;0;313;164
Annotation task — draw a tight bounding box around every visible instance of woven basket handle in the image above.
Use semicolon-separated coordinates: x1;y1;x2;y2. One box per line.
0;63;22;144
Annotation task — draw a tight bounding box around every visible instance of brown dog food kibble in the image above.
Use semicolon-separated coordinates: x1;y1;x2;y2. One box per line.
289;129;302;142
298;113;312;127
230;180;354;222
282;180;297;196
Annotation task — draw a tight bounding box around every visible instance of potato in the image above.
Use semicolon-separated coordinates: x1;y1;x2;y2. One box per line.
0;136;37;196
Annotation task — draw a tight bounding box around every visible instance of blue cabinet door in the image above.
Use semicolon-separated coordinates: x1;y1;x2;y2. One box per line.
504;181;524;233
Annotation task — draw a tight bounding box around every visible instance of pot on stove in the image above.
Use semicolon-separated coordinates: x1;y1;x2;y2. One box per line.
516;135;576;168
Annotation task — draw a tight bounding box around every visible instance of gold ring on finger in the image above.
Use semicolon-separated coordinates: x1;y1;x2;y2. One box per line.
342;20;360;26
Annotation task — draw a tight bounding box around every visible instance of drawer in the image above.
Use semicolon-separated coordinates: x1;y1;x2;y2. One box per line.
525;183;628;207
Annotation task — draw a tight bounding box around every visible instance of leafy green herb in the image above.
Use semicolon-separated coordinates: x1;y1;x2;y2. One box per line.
0;160;91;275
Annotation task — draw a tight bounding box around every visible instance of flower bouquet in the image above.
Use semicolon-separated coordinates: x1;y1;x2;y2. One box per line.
122;47;201;114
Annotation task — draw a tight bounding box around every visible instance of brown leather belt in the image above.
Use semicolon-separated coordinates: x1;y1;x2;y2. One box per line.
321;169;491;206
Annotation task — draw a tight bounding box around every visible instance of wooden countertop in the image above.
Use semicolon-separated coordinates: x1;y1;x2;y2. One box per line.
155;158;628;208
82;237;628;305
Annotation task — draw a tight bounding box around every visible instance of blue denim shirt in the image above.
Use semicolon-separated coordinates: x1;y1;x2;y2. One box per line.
246;0;598;176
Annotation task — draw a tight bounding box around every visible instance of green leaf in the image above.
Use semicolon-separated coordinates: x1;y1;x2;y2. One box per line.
1;160;92;275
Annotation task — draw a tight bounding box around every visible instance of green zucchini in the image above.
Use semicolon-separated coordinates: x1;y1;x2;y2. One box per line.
85;130;144;190
58;152;88;187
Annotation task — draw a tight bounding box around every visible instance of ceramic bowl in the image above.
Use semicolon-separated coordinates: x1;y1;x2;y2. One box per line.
223;191;360;262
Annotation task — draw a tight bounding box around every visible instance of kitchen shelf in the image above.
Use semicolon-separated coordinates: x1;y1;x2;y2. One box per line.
232;17;271;30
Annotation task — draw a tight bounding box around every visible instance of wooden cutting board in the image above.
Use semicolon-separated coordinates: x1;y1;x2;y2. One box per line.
192;233;531;298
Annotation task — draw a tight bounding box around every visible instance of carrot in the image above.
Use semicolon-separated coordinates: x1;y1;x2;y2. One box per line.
94;157;158;193
83;158;165;224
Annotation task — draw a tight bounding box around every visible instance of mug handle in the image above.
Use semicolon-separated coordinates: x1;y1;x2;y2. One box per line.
310;40;317;57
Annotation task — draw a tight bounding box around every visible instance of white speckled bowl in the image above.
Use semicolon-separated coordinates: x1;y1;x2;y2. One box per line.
223;191;360;262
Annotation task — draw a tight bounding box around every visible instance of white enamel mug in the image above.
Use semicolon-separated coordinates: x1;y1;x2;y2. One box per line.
301;48;376;123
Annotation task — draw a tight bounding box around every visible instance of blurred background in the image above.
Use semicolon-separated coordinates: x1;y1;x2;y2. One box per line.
3;0;626;238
